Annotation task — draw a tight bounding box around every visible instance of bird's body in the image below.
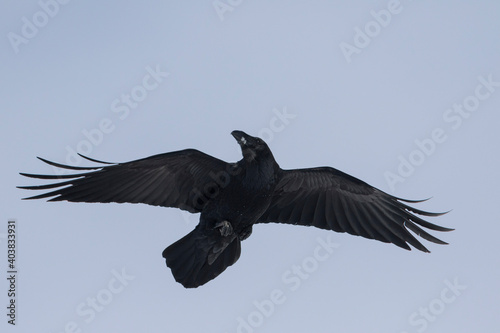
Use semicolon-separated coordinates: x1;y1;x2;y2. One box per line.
19;130;452;288
203;159;276;234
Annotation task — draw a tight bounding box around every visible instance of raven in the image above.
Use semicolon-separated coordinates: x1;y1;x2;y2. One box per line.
18;130;452;288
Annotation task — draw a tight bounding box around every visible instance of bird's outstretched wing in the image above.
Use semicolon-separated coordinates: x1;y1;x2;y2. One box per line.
18;149;230;213
258;168;453;252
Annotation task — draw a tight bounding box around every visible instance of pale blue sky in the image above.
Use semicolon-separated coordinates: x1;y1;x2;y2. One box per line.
1;1;499;332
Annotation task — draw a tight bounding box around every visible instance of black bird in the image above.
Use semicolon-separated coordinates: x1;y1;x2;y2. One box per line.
18;130;452;288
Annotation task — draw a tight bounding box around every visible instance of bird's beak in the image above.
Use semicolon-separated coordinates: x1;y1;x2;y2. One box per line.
231;130;249;146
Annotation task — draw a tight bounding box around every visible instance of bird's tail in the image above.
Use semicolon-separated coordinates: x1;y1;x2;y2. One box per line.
162;225;241;288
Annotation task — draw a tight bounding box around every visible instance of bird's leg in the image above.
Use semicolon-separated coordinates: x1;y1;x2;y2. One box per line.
238;225;253;241
214;220;233;237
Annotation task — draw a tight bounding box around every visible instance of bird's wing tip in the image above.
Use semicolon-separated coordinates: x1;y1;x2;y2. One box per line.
77;153;115;165
394;196;432;203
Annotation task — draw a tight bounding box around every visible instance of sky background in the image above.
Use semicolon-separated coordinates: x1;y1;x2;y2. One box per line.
1;1;499;332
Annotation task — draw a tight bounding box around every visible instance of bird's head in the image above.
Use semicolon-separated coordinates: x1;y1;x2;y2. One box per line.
231;130;273;162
